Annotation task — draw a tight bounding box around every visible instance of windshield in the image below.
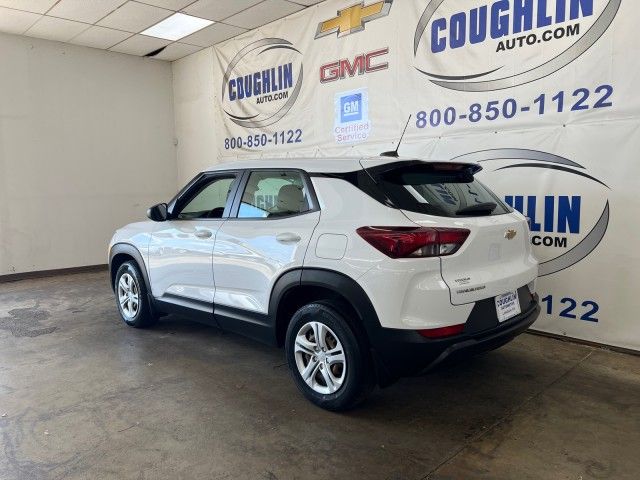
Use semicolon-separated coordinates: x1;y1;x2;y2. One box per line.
375;163;511;217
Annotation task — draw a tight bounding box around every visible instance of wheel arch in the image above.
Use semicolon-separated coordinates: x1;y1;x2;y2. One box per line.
109;243;150;293
270;268;381;348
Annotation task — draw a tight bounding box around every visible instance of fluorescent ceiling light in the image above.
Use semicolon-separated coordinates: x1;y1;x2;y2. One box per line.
141;13;213;41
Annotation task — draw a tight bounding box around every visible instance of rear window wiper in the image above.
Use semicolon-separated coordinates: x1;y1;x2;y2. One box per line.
456;202;497;216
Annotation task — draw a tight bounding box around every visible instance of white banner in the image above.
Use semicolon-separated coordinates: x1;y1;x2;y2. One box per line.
211;0;640;351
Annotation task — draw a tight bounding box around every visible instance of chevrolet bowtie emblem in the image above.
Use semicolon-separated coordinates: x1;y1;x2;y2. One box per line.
505;229;517;240
315;0;393;39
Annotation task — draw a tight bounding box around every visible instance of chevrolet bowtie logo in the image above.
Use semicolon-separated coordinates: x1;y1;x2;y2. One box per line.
315;0;393;39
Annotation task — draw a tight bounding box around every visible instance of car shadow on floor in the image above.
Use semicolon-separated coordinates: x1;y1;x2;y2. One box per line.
145;313;589;422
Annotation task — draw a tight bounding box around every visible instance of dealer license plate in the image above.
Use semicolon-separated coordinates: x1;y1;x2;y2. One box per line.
495;290;521;323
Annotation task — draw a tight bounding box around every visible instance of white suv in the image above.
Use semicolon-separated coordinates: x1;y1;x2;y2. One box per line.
109;157;540;410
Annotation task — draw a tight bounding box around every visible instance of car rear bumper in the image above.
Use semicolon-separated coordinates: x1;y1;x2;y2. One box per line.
369;291;540;385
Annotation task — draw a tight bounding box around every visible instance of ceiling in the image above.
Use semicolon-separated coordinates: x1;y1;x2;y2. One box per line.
0;0;324;61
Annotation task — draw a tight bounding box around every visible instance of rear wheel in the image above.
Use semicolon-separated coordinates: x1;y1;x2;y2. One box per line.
114;261;157;328
285;301;374;411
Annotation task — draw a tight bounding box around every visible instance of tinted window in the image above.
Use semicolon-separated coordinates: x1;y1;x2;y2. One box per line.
177;176;236;219
238;171;311;219
375;164;510;217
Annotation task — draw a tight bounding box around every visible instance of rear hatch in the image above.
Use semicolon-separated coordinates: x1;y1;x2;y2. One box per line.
361;159;537;305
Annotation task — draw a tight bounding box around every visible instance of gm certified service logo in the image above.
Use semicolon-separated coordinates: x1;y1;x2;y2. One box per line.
454;149;610;276
413;0;621;91
221;38;303;128
334;88;371;143
315;0;393;39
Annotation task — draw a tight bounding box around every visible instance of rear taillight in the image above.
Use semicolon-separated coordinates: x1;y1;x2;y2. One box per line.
418;324;465;339
356;226;470;259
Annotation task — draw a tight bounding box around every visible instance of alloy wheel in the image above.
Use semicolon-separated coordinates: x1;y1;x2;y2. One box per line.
294;321;346;394
117;273;139;320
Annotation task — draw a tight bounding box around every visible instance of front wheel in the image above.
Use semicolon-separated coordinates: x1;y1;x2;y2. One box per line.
285;302;374;411
114;261;157;328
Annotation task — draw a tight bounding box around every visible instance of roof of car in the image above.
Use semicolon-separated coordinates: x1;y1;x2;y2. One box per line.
205;157;472;174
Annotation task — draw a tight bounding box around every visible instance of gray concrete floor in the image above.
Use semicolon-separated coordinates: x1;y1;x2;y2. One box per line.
0;271;639;480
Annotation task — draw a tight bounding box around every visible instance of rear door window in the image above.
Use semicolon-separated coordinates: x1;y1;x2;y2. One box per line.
375;163;510;217
237;170;311;219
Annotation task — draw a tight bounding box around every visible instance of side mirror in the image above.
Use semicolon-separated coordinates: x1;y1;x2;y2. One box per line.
147;203;168;222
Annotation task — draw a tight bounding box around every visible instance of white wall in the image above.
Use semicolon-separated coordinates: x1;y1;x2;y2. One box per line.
0;33;177;276
172;47;219;187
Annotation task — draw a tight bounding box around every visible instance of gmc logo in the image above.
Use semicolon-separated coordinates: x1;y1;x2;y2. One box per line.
320;47;389;83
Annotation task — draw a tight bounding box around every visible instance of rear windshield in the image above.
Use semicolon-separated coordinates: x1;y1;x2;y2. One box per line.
375;163;511;217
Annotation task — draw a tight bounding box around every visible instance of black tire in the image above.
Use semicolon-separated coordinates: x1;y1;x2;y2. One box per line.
285;301;374;411
114;261;157;328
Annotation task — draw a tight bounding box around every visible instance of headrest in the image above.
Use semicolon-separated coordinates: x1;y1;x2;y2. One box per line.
277;184;305;213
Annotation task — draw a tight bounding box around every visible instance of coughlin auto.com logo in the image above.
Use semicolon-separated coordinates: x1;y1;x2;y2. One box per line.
454;149;609;276
414;0;621;91
315;0;393;38
221;38;303;128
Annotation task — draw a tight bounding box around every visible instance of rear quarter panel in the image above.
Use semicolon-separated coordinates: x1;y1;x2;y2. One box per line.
303;177;416;279
304;177;472;329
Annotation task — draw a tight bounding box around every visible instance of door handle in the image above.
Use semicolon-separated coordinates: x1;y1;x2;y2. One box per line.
276;232;301;243
194;230;213;239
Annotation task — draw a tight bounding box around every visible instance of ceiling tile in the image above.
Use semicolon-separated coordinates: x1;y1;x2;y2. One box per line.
0;6;40;34
0;0;57;14
109;33;170;55
152;41;201;61
139;0;194;10
97;1;172;33
182;0;261;22
180;22;245;47
48;0;127;24
141;12;212;40
69;25;131;49
25;15;89;42
290;0;324;5
224;0;304;30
